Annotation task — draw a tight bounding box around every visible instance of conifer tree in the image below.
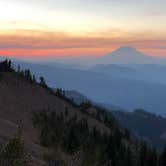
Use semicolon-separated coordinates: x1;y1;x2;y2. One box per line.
32;74;36;83
39;76;47;87
159;145;166;166
0;128;30;166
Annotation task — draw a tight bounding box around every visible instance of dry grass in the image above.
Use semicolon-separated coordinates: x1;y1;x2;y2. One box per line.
0;72;110;165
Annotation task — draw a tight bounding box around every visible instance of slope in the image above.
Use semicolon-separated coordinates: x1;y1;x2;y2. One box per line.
0;61;111;165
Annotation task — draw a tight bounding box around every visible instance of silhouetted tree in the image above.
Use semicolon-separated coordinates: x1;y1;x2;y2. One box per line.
24;69;32;82
8;59;11;69
159;145;166;166
125;147;133;166
39;76;47;87
138;141;148;166
0;59;12;72
32;74;36;83
17;65;21;73
147;148;158;166
55;88;63;97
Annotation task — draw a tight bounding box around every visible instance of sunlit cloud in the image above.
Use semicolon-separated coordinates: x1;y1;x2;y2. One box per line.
0;0;166;58
0;29;165;58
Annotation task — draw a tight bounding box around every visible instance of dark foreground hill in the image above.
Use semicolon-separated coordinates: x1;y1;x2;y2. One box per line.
0;60;166;166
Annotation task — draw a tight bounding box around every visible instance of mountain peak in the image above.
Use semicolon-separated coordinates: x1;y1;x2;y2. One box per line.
97;46;162;64
113;46;140;54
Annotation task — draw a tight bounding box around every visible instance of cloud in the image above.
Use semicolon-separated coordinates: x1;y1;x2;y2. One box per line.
0;30;125;50
0;29;166;57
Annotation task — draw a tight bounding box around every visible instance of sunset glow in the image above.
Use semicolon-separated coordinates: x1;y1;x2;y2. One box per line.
0;0;166;58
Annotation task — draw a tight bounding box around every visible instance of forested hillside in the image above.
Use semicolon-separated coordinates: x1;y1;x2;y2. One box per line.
0;60;166;166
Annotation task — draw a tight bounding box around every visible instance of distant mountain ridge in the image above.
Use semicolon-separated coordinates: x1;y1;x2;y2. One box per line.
112;109;166;150
60;89;166;149
1;46;165;66
48;46;166;66
6;59;166;116
96;46;165;65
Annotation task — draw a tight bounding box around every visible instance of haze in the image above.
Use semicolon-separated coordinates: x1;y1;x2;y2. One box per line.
0;0;166;58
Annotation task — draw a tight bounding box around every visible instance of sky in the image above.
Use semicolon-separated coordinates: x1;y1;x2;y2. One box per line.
0;0;166;59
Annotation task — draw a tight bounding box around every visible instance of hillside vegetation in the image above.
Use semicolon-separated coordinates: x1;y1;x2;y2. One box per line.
0;59;166;166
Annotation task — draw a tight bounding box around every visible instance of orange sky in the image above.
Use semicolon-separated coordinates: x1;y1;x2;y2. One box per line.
0;30;166;58
0;0;166;59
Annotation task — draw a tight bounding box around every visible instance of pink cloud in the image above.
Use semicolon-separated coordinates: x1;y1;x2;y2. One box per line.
0;30;166;58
